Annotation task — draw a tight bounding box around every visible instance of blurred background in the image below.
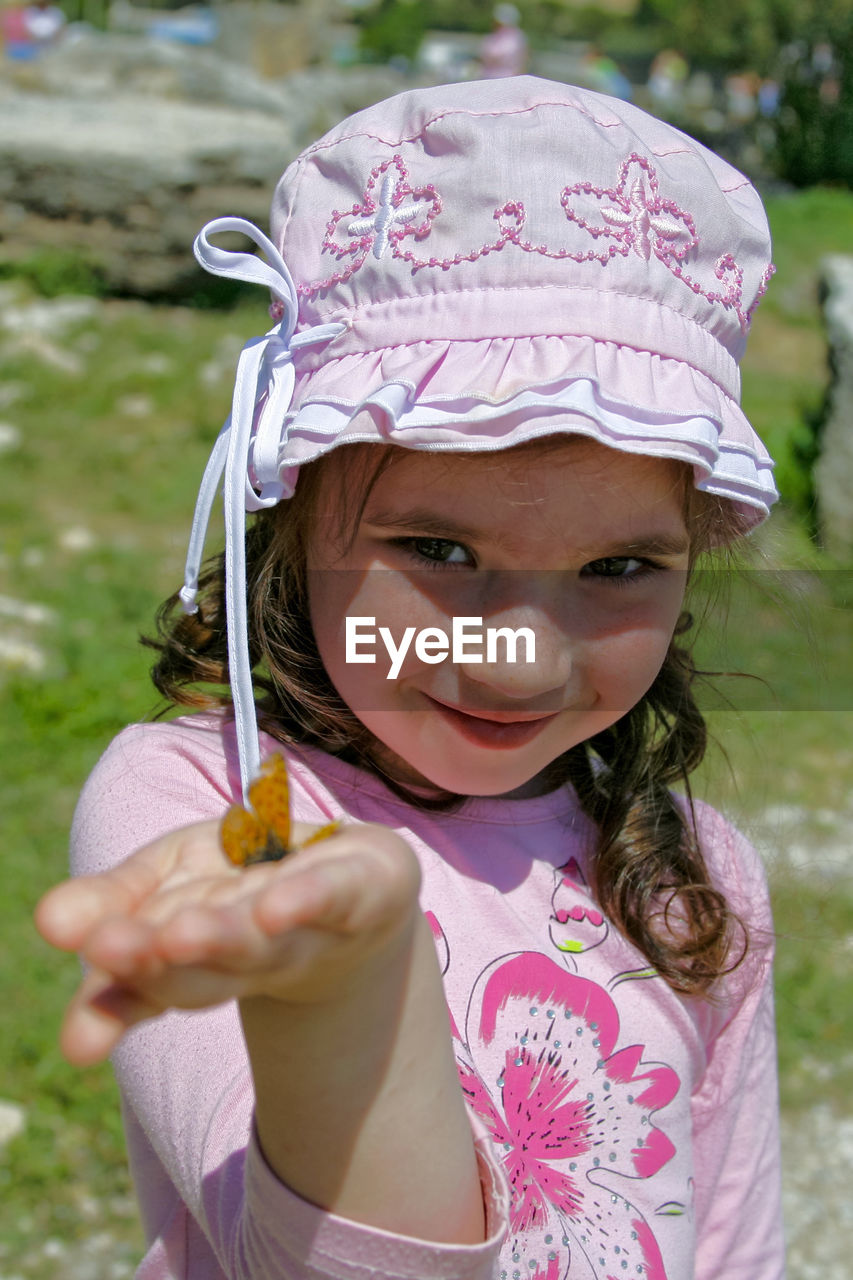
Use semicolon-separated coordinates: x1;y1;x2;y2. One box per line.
1;1;851;1275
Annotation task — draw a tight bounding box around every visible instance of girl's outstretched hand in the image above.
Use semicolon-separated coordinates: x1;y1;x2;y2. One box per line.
34;818;422;1067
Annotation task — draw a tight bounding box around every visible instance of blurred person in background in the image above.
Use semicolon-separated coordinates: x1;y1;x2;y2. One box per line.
725;70;759;124
581;44;633;101
23;0;65;44
1;0;63;57
479;3;527;79
647;49;689;114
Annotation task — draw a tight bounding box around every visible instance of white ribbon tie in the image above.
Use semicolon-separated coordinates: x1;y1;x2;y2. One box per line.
181;217;345;799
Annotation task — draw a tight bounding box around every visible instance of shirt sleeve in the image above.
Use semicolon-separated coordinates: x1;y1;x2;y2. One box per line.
690;807;786;1280
71;722;509;1279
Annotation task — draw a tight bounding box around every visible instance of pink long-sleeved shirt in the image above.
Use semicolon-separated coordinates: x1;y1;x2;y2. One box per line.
71;713;785;1279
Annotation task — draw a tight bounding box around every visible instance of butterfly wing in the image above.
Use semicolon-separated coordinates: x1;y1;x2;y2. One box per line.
221;753;340;866
300;821;341;848
221;803;270;868
247;755;292;857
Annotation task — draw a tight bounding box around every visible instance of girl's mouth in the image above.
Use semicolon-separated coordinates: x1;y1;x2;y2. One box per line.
424;696;560;749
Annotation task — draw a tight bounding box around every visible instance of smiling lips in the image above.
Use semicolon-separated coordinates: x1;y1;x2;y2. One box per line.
425;696;561;749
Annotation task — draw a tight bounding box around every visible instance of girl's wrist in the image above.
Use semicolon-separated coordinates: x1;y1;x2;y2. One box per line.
241;902;420;1012
237;911;485;1243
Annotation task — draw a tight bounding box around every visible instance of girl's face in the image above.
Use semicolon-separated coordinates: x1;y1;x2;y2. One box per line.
306;439;691;799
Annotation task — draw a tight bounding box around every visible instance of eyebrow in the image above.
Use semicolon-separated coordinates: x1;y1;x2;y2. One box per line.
364;509;484;543
363;508;690;559
591;533;691;558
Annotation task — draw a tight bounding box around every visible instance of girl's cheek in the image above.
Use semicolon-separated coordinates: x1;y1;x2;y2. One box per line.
334;576;457;647
597;627;676;698
309;576;453;693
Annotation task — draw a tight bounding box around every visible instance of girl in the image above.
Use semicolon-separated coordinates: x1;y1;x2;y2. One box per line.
36;77;784;1279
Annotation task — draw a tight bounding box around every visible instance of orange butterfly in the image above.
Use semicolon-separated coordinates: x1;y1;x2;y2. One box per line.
221;753;339;867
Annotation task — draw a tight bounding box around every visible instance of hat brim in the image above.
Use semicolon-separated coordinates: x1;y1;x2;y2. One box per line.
272;334;777;531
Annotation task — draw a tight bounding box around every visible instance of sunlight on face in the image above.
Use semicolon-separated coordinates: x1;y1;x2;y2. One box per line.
306;438;691;798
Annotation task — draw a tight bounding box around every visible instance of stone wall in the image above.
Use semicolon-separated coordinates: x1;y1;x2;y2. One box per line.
0;31;407;295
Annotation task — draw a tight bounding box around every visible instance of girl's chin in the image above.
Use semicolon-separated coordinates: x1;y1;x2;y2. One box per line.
366;731;564;800
407;763;560;801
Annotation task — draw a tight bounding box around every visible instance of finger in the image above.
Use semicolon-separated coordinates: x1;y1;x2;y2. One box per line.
152;896;314;981
251;856;356;935
59;970;163;1067
253;832;419;939
35;820;224;950
81;896;267;984
78;915;168;982
287;819;341;849
151;902;249;966
35;877;141;952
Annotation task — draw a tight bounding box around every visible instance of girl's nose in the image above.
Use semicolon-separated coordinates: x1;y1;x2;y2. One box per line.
455;608;578;703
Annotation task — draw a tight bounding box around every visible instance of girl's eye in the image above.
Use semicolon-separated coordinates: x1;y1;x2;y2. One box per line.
395;537;475;568
582;556;654;581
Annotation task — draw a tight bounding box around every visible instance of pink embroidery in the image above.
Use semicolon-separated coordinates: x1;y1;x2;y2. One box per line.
347;167;424;257
303;151;769;332
746;261;777;323
301;155;441;297
560;154;761;331
561;154;695;266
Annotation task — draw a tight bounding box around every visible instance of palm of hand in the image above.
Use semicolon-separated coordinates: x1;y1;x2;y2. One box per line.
35;818;421;1064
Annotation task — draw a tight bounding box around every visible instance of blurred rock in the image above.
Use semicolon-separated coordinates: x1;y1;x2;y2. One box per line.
0;92;295;295
815;256;853;561
214;0;333;78
0;422;21;452
4;29;309;112
781;1104;853;1280
0;1098;25;1145
0;32;407;296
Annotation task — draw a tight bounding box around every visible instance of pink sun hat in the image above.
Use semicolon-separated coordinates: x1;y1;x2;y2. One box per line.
183;76;778;795
275;76;775;511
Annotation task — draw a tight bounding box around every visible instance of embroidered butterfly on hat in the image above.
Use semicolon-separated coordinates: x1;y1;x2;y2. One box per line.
221;753;339;867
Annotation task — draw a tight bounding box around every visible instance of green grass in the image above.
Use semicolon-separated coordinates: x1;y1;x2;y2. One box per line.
1;187;852;1268
771;873;853;1112
741;186;853;522
0;285;246;1268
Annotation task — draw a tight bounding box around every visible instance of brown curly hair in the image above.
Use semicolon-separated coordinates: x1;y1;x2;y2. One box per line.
145;440;750;996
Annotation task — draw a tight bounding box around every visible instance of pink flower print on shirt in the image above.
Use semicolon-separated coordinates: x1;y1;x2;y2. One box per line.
549;858;609;961
425;909;450;977
456;952;679;1279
